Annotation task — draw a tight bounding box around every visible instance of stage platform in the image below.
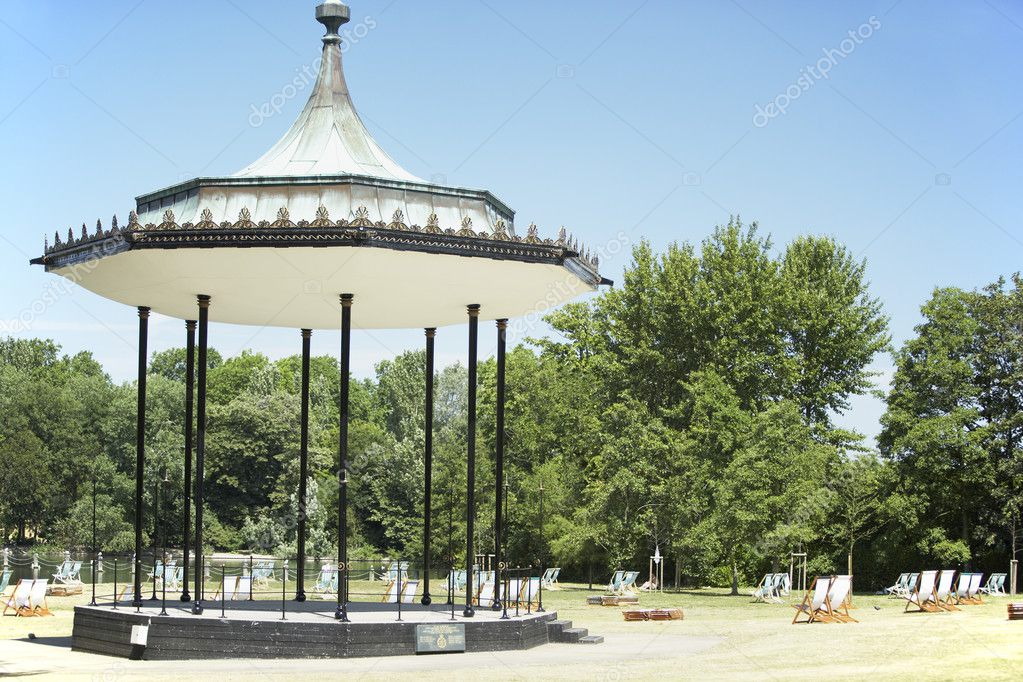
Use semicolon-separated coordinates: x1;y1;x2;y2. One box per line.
72;600;557;660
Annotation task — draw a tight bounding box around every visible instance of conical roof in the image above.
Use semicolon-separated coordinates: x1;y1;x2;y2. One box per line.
235;1;419;181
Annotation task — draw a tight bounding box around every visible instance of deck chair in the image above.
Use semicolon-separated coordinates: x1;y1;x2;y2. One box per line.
477;579;496;607
751;573;775;602
544;567;562;590
934;570;959;611
621;571;640;594
823;575;857;623
313;565;334;593
980;573;1003;596
25;579;52;616
165;566;183;592
507;578;524;607
607;570;625;594
775;572;791;599
522;577;541;607
993;574;1007;595
3;579;34;616
884;572;909;596
904;570;940;612
66;561;82;584
235;575;252;600
213;575;240;601
966;573;984;603
792;576;833;624
381;579;402;604
954;573;972;605
401;579;420;604
51;560;72;583
0;568;12;596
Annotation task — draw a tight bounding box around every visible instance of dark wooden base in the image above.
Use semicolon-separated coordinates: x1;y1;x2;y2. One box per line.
72;603;556;660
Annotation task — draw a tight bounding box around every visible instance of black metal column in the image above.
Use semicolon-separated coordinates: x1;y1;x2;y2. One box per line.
464;304;480;617
192;295;210;615
132;306;150;607
494;319;507;610
181;320;195;602
336;294;353;621
296;329;312;602
422;328;436;606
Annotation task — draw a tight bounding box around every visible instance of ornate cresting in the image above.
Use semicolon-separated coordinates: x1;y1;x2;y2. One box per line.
41;206;603;273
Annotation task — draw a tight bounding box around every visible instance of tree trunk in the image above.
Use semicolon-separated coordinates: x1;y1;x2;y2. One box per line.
587;562;592;591
847;549;853;577
730;562;739;596
675;557;681;592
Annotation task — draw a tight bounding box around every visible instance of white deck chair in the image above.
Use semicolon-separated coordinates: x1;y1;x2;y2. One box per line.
26;579;51;616
904;570;939;612
824;575;857;623
935;570;959;611
522;577;541;607
775;572;791;599
477;579;495;607
792;576;833;624
213;575;239;601
235;575;252;600
994;574;1007;595
954;572;972;604
620;571;640;594
3;580;35;616
507;578;524;607
382;579;402;604
544;567;562;589
401;579;420;604
967;573;984;603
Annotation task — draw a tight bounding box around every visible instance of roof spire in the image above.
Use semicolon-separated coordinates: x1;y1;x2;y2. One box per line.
316;1;351;44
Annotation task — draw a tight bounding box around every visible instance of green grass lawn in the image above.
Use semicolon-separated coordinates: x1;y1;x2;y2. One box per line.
3;581;1022;680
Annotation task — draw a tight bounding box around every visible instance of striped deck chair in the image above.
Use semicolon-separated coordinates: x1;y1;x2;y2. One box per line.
507;578;524;608
0;568;12;596
751;573;777;603
51;561;72;583
620;571;640;594
313;565;334;594
235;575;252;600
935;570;959;611
543;567;562;590
884;573;909;597
607;570;624;595
792;576;833;624
522;577;541;607
904;570;940;612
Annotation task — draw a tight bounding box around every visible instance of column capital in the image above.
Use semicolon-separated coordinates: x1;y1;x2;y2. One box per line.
197;294;211;309
137;306;151;318
301;328;313;338
496;319;508;330
340;293;354;307
185;319;197;331
467;304;481;317
425;327;437;338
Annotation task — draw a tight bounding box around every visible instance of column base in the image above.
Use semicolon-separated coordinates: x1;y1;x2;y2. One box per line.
295;592;307;603
421;594;432;606
179;592;191;602
191;601;203;615
462;606;475;618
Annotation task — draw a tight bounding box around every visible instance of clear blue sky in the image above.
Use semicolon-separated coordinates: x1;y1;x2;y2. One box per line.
1;1;1021;445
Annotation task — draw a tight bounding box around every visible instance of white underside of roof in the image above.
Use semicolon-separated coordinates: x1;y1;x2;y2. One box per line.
53;247;594;330
234;41;420;182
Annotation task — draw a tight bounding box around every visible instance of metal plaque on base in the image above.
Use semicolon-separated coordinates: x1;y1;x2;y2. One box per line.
415;623;466;654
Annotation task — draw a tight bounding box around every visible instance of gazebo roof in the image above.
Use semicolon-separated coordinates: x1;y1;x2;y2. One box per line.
31;1;610;330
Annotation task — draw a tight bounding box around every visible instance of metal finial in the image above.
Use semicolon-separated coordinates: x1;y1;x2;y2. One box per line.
316;1;351;44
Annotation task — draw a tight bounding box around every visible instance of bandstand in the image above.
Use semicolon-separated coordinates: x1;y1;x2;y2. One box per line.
31;0;608;660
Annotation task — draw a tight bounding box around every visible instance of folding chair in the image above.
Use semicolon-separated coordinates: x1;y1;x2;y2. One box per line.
213;575;240;601
620;571;640;595
966;573;984;604
792;576;833;624
934;570;959;611
3;580;34;616
607;570;624;594
822;575;857;623
884;573;909;596
904;570;940;612
381;578;402;604
26;579;52;616
751;573;776;603
401;579;420;604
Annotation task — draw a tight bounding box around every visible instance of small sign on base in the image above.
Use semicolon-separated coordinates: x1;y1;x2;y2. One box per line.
415;624;466;654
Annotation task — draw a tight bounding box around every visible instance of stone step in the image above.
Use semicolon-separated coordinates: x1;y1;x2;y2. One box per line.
546;620;573;639
561;627;589;643
579;635;604;644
